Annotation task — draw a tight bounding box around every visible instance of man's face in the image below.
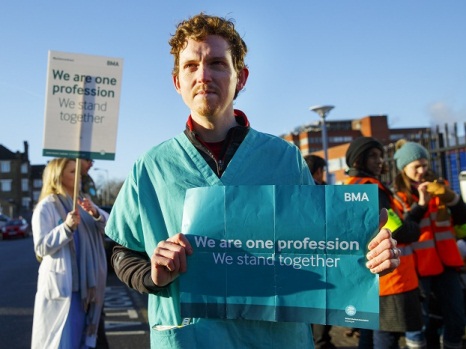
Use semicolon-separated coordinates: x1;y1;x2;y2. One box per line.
364;148;384;177
173;35;246;120
313;167;325;184
80;159;93;175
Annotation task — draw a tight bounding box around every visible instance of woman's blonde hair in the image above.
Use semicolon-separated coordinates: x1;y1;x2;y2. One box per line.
38;158;75;202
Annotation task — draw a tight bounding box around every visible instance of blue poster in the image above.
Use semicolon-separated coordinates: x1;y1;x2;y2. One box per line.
180;185;379;329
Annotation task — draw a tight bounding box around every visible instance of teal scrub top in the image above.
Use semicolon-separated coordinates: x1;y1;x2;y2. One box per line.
106;128;315;349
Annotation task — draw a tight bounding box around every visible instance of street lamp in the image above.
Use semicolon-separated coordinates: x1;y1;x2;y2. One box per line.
309;105;334;183
94;168;109;205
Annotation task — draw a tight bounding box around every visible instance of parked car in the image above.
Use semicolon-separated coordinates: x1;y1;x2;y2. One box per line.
0;214;11;230
1;218;30;239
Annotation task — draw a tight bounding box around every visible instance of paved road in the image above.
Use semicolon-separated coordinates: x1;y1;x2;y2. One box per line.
0;236;37;348
104;271;150;348
326;327;359;348
0;237;150;349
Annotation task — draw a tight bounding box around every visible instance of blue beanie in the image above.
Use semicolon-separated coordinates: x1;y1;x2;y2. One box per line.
394;142;429;170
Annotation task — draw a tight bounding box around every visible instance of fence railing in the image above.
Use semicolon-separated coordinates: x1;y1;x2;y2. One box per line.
383;122;466;194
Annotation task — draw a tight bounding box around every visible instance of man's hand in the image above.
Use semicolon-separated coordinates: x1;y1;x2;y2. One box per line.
365;208;400;276
151;233;193;287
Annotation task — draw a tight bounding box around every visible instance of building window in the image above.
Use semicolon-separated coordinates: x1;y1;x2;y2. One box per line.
0;161;11;173
33;179;43;188
0;179;12;192
329;136;353;143
22;179;29;191
389;134;404;141
22;197;31;209
21;163;28;174
33;190;40;201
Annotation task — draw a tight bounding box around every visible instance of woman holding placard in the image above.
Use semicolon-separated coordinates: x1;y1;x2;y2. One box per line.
31;158;108;349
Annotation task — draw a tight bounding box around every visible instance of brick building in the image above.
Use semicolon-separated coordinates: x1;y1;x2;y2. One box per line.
281;115;430;183
0;142;44;219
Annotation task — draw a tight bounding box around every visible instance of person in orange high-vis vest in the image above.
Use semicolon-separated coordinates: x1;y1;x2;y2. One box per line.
345;137;423;349
394;140;466;349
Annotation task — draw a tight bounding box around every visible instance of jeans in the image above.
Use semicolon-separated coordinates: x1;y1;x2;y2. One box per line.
406;269;465;349
359;329;403;349
373;330;402;349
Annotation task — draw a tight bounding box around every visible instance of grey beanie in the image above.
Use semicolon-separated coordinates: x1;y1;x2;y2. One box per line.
394;142;429;170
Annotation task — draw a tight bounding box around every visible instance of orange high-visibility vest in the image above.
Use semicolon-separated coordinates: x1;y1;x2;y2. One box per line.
396;192;464;276
345;176;418;295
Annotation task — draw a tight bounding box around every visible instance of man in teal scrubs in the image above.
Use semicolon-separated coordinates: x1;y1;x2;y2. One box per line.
105;13;400;349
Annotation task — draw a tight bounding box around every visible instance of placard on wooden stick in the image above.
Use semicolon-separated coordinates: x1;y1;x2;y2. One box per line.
42;50;124;160
42;50;124;207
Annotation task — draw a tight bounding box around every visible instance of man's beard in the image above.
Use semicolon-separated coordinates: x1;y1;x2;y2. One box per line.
193;95;219;117
195;102;217;117
193;84;220;116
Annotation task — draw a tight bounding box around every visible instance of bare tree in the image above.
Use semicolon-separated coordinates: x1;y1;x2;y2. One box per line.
96;179;124;206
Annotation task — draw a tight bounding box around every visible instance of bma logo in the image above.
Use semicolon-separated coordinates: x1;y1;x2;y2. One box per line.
345;305;357;316
107;60;119;66
344;192;369;202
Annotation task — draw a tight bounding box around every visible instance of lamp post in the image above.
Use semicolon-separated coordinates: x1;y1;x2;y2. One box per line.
94;168;109;205
309;105;334;183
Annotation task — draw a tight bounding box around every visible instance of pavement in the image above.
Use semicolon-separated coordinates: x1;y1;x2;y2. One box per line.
325;326;408;349
328;327;466;349
325;326;360;349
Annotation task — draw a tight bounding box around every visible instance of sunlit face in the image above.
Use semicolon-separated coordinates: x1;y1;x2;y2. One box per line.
173;35;247;121
404;158;429;183
365;148;384;177
62;161;78;195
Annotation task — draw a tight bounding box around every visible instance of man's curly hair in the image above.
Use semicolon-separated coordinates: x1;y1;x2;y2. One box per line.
169;13;247;76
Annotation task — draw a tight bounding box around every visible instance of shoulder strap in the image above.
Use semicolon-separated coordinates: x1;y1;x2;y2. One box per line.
393;192;410;213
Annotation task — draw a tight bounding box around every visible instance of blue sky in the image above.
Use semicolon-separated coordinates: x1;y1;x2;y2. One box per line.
1;1;465;184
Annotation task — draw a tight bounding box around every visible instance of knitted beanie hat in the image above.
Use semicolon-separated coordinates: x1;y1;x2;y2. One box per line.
394;141;429;170
345;137;384;168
